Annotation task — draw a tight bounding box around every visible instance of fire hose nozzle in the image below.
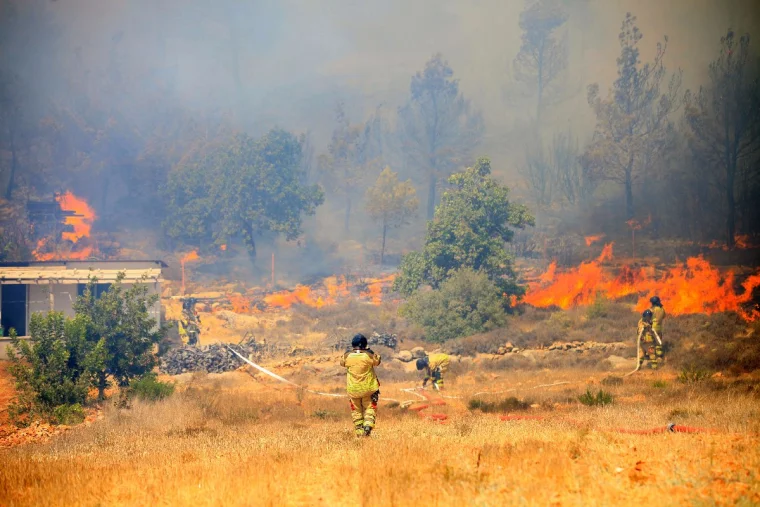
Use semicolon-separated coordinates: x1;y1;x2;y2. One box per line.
667;422;676;432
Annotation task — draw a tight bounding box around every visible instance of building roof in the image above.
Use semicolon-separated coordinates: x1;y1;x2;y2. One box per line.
0;259;168;268
0;267;163;284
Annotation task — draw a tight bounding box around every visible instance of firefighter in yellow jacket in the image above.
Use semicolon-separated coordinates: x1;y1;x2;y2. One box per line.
649;295;666;340
340;334;381;437
416;353;450;390
637;309;662;369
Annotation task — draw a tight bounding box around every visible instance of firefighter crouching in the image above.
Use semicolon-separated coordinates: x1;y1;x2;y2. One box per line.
417;353;450;390
637;309;662;369
340;334;381;437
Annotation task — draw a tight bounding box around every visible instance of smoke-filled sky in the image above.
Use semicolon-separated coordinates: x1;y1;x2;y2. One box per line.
7;0;760;171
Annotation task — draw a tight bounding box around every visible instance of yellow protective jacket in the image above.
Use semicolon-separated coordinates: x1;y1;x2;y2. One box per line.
650;306;665;334
425;353;450;378
637;319;655;342
340;349;381;397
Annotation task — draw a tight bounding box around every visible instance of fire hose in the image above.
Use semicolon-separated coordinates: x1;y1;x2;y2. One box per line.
625;327;662;377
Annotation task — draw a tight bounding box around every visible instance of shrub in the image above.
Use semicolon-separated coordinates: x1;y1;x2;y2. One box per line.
399;268;509;343
129;373;175;402
586;298;609;319
468;396;531;413
652;380;668;389
7;313;92;424
601;375;623;386
578;388;613;406
678;365;711;384
52;403;86;425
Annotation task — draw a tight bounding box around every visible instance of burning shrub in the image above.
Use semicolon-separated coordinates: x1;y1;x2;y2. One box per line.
399;268;509;343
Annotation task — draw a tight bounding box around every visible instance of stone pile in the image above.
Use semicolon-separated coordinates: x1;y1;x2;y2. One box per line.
333;331;399;351
159;341;266;375
494;341;629;355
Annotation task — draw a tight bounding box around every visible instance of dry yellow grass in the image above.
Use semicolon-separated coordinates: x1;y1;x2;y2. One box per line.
1;367;759;506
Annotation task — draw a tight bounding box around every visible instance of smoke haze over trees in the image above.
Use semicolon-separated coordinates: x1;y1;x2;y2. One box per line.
0;0;759;269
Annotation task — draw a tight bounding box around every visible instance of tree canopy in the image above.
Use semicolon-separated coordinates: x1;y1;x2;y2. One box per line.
393;157;534;299
163;128;324;257
365;167;419;264
399;54;484;219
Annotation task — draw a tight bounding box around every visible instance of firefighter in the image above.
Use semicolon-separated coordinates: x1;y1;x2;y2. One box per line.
340;334;381;437
180;298;201;346
637;309;662;369
649;295;666;339
416;353;450;390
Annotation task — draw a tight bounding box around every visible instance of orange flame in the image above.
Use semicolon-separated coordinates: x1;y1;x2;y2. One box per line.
57;191;96;242
360;274;396;305
525;243;760;321
181;250;200;264
220;244;227;251
584;234;605;247
32;192;97;261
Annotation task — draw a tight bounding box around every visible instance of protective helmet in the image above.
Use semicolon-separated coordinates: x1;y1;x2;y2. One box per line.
642;309;653;319
351;334;368;349
416;357;428;370
650;296;661;306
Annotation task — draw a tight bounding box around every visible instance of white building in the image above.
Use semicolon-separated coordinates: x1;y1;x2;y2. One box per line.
0;260;165;359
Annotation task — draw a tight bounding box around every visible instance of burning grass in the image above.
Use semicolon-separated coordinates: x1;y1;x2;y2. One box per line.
525;243;760;321
1;369;759;506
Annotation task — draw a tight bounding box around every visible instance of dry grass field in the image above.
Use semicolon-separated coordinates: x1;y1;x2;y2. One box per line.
1;365;759;506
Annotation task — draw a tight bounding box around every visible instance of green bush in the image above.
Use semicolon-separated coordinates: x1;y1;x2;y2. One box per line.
678;365;711;384
586;297;609;319
578;388;613;406
7;313;92;424
652;380;668;389
468;396;531;413
129;373;175;402
399;268;509;343
52;403;86;425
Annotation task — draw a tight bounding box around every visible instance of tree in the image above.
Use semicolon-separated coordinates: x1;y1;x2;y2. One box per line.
318;103;374;232
520;141;554;210
74;275;164;399
683;30;760;248
163;128;324;257
399;54;484;219
584;13;681;219
214;129;325;257
393;157;534;300
513;0;569;123
399;268;508;343
7;312;92;421
364;167;419;265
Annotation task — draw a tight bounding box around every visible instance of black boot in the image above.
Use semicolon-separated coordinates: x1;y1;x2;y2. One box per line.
363;426;372;437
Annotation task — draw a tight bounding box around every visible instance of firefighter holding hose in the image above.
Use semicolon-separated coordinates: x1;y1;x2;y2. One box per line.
637;309;662;369
417;353;450;390
649;295;666;341
340;334;381;437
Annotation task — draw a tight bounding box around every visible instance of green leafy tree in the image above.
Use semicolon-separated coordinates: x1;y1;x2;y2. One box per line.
584;13;681;219
399;268;509;342
513;0;569;123
683;30;760;248
399;54;484;219
163;128;324;257
74;274;164;399
393;157;534;299
7;312;92;421
365;167;419;265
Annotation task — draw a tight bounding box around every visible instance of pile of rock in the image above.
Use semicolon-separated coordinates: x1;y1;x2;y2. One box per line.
333;331;400;351
159;341;266;375
369;332;399;349
394;346;430;362
493;341;629;355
